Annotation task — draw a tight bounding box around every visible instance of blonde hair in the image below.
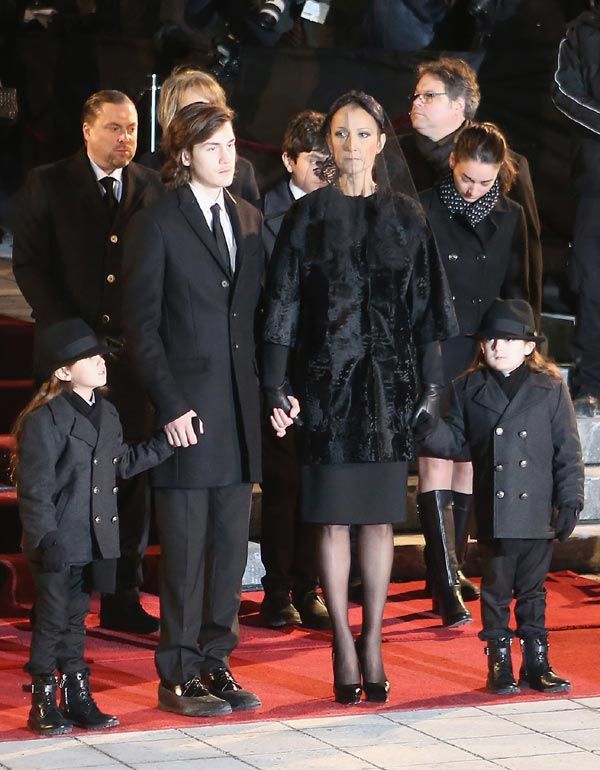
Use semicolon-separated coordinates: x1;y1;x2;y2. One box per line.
10;376;72;483
158;66;227;130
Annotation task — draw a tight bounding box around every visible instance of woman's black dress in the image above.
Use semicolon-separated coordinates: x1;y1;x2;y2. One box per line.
263;186;458;525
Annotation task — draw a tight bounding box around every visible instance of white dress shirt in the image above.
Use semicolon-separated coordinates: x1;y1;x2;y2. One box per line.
188;183;237;272
88;155;124;202
288;179;307;200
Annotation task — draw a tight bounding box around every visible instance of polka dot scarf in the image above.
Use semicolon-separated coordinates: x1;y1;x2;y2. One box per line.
437;172;500;227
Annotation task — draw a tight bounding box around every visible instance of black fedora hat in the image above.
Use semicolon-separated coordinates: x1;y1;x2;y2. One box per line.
473;298;545;343
34;318;117;381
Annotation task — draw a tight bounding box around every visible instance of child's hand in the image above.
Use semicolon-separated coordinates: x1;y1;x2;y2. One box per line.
555;507;580;541
270;396;301;438
38;530;67;572
164;410;203;447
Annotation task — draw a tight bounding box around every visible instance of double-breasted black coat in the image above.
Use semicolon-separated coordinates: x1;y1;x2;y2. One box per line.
122;185;265;488
12;149;164;336
420;187;530;339
17;393;173;564
420;368;584;539
263;185;458;466
400;129;543;324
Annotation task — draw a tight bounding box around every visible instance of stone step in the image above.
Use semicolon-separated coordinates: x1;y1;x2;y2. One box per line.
540;311;575;364
242;523;600;589
578;419;600;464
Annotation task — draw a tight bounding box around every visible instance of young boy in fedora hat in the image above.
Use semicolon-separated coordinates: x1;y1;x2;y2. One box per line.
416;298;584;696
11;318;174;735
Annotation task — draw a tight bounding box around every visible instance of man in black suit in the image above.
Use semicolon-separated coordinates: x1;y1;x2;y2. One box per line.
122;103;263;716
400;57;543;326
259;110;331;630
12;90;164;634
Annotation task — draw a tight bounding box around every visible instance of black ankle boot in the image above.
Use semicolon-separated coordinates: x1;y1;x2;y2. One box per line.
484;639;520;695
60;669;119;729
452;492;480;602
418;490;472;627
519;636;571;693
28;674;73;735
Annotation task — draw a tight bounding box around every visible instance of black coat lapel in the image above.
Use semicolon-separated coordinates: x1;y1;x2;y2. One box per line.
471;372;509;416
224;189;242;279
177;186;230;277
114;163;141;230
70;411;98;448
71;149;111;229
502;372;553;420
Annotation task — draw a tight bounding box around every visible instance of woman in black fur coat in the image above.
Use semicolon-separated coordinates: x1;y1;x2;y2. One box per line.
262;91;458;705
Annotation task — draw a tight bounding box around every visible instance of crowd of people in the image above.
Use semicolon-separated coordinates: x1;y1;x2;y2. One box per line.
9;51;586;735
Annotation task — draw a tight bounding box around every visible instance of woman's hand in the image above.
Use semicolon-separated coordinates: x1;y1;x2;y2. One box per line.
270;396;301;437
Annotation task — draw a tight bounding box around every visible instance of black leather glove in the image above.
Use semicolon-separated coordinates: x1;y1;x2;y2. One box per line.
263;382;303;427
38;530;67;573
412;383;444;429
555;507;580;542
412;410;437;442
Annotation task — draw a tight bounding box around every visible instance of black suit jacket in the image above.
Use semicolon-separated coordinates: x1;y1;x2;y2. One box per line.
122;185;264;488
12;149;164;335
261;178;294;259
400;130;543;324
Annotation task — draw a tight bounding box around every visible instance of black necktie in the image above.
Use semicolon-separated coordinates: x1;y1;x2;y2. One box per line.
210;202;232;276
99;176;118;218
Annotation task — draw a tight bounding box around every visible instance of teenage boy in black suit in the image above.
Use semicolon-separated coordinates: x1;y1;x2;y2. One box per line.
123;103;264;716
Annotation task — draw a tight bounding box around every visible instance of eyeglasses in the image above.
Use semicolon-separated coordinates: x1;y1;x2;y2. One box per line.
411;91;447;104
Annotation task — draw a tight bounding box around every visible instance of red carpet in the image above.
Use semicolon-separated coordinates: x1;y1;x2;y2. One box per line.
2;571;600;740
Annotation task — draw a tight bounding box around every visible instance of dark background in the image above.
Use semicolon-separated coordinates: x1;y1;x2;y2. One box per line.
0;0;591;312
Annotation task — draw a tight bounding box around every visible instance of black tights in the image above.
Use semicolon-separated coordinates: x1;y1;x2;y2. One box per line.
318;523;394;685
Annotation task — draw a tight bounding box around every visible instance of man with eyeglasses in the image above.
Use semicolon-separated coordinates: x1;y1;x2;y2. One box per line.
400;56;542;325
13;90;164;634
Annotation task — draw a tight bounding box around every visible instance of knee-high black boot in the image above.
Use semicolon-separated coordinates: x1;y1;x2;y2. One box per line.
519;636;571;693
418;490;471;627
452;491;480;602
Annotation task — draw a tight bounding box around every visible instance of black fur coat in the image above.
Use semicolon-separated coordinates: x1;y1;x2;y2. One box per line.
263;185;458;465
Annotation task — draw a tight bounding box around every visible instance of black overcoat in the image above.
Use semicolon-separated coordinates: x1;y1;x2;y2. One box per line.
420;368;584;539
17;394;173;564
122;185;264;488
263;185;458;465
420;187;529;336
400;130;543;323
12;149;164;335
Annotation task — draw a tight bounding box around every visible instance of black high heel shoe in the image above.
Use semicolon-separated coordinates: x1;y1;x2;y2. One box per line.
332;650;362;705
355;637;390;703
